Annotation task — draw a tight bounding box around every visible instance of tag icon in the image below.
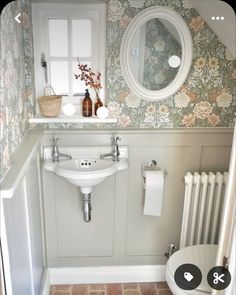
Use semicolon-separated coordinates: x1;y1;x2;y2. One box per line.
174;264;202;290
184;272;194;282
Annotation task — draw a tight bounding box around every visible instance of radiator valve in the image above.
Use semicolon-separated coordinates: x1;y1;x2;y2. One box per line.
165;243;178;259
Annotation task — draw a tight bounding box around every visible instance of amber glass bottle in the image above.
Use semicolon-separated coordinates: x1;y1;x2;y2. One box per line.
82;89;92;117
94;93;103;115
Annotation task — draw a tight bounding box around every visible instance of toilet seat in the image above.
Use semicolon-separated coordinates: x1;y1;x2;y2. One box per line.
166;244;218;294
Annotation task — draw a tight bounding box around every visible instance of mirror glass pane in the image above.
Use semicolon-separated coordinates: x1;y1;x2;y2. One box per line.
72;19;92;57
49;19;68;57
129;18;182;91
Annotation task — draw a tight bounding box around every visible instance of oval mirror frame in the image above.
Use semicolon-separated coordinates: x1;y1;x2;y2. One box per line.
120;6;193;101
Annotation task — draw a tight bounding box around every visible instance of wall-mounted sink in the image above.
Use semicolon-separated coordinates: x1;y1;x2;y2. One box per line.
44;157;128;194
43;146;128;222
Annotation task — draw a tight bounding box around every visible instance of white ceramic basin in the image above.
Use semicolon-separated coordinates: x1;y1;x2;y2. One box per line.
44;158;128;193
43;146;128;193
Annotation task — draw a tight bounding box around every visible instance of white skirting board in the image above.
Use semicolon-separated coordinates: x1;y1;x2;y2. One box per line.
45;265;166;286
41;269;51;295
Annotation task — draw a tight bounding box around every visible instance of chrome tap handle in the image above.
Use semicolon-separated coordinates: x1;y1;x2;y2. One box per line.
50;137;71;162
112;136;121;161
50;137;60;144
51;137;60;162
112;136;121;144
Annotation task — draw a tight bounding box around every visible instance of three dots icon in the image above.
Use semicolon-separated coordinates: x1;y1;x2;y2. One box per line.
211;16;224;20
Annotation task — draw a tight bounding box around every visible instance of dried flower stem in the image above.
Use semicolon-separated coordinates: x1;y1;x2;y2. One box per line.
75;59;102;95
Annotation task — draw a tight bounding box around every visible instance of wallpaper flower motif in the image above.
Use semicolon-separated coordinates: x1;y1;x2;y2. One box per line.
194;101;213;120
174;92;190;108
128;0;145;9
108;0;125;22
181;113;195;127
125;93;141;108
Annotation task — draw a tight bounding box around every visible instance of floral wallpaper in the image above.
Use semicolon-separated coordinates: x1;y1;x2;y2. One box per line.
44;0;235;129
0;0;35;178
104;0;236;129
143;18;181;90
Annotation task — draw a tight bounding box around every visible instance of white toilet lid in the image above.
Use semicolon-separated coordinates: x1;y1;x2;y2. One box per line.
166;244;218;293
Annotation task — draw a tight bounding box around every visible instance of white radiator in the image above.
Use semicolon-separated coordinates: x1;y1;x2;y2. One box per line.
180;172;228;249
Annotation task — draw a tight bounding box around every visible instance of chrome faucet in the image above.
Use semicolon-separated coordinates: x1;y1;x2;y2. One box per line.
51;137;72;162
100;136;121;162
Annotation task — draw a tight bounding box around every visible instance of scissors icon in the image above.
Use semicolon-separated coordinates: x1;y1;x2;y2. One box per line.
213;272;225;284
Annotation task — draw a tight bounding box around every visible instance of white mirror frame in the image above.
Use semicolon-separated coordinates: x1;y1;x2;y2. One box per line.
120;6;193;101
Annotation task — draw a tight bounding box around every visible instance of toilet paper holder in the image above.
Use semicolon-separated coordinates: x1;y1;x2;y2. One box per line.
142;160;167;181
147;160;158;169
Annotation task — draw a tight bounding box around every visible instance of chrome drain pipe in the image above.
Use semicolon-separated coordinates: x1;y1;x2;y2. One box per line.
82;193;92;222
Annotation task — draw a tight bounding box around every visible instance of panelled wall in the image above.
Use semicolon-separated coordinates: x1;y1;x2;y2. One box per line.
41;129;232;267
1;131;45;295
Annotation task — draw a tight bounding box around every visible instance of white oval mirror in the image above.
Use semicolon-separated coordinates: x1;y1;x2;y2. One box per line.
120;6;193;101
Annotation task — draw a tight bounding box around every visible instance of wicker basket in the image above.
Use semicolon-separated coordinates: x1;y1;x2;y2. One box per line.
38;86;62;117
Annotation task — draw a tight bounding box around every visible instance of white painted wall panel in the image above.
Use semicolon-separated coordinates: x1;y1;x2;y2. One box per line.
1;132;45;295
2;129;231;289
41;130;232;267
200;146;232;171
55;175;115;257
125;146;201;258
25;152;45;295
3;180;34;295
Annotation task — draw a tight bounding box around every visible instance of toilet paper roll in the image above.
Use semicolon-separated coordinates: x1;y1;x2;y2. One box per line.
143;170;164;216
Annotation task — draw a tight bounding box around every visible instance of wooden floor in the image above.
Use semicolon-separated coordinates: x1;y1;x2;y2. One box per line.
50;282;172;295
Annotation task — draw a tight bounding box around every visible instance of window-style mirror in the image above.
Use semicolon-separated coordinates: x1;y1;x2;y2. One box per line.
120;6;193;101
